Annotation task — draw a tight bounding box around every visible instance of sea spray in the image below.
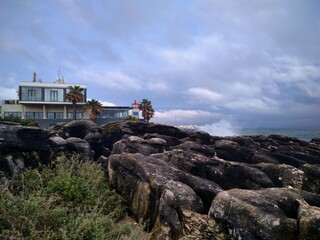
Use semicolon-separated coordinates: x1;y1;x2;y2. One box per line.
199;120;238;137
176;120;239;137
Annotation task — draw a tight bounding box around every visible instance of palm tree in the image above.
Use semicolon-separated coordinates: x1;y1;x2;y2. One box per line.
66;85;84;120
85;99;104;122
139;98;154;122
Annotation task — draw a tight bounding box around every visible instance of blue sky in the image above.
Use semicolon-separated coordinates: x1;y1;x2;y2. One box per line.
1;0;320;128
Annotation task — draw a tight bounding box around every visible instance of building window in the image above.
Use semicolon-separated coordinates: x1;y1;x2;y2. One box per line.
47;112;54;119
28;90;36;101
44;88;64;102
67;112;73;119
67;112;83;119
47;112;63;119
4;112;22;118
76;112;83;119
34;112;43;119
21;87;42;101
26;112;43;119
50;91;58;102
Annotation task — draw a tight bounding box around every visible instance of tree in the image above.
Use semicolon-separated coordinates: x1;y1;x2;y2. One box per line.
66;85;84;120
85;99;104;122
139;98;154;122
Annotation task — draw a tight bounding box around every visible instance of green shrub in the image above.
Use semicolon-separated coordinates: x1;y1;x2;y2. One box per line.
20;119;39;127
0;154;148;239
125;115;138;121
3;115;21;123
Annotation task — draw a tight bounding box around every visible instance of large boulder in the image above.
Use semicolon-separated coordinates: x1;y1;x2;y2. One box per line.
108;153;223;232
0;125;54;174
57;120;106;159
102;121;190;149
209;188;320;240
0;124;53;152
2;121;320;239
111;136;167;156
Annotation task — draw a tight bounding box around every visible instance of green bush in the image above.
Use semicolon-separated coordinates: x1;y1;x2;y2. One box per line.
125;115;138;121
20;119;39;127
0;154;147;239
1;116;39;127
3;115;21;123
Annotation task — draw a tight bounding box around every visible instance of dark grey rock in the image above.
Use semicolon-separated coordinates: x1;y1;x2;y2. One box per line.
209;188;320;240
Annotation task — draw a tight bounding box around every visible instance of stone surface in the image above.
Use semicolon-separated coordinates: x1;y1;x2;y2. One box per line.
209;188;320;240
1;120;320;239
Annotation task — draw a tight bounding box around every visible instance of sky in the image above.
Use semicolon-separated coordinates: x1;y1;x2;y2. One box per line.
1;0;320;128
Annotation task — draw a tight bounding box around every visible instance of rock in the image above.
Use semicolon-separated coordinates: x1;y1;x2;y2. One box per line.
1;121;320;239
183;131;212;145
57;120;106;159
157;180;204;239
111;136;166;156
108;153;223;232
173;141;215;157
58;120;100;139
300;164;320;194
102;121;189;149
209;188;320;240
214;139;256;163
0;124;52;152
155;150;274;190
49;136;67;151
143;133;182;146
256;163;305;189
298;202;320;240
65;137;93;158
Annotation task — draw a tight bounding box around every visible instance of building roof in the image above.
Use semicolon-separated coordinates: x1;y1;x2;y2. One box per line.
19;81;87;89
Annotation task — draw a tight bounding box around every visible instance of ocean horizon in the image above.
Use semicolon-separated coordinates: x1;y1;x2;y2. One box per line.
177;123;320;142
236;128;320;142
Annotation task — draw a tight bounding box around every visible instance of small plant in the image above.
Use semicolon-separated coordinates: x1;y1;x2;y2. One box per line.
3;115;21;123
125;115;137;121
20;119;39;127
0;154;148;239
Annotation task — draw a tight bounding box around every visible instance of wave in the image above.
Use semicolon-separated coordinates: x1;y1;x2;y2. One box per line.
199;120;238;137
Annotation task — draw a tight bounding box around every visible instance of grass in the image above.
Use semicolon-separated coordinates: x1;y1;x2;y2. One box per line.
0;154;148;240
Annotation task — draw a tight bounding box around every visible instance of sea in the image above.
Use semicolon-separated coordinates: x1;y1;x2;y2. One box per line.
178;122;320;142
236;128;320;142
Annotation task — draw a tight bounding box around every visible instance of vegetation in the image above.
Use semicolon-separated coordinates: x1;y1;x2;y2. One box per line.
0;154;147;239
66;85;85;120
0;115;38;127
125;115;138;121
139;99;154;122
85;99;104;122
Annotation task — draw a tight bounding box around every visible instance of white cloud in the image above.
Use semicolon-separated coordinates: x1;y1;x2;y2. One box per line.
153;109;222;125
78;69;141;91
147;81;168;92
186;87;224;103
100;101;116;106
272;57;320;84
224;97;280;114
0;86;18;101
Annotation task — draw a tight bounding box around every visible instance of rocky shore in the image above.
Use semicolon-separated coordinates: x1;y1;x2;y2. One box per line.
1;120;320;239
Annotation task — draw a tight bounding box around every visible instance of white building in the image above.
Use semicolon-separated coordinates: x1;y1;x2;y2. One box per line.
1;79;132;126
2;81;88;121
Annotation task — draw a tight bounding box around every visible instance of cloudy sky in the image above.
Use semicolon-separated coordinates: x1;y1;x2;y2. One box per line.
1;0;319;128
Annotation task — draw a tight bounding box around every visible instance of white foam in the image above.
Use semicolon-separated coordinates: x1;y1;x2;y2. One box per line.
199;120;238;137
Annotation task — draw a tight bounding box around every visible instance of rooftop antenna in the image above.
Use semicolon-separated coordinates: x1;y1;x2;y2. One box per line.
33;72;42;83
58;61;61;81
56;60;65;84
33;72;37;82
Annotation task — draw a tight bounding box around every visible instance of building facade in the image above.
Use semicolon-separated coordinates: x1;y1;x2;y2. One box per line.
1;80;135;126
